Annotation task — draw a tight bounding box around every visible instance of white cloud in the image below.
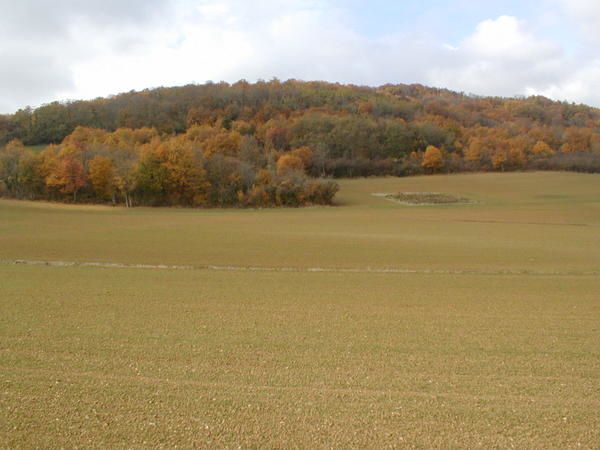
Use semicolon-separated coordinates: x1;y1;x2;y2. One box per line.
0;0;172;111
463;16;557;60
1;1;600;112
525;61;600;106
65;0;438;98
427;16;565;97
559;0;600;43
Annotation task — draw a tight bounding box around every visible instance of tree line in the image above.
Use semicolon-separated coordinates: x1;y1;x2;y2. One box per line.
0;126;338;207
1;79;600;207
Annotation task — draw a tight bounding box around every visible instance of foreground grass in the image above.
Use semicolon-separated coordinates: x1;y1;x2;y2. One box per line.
1;172;599;447
1;266;599;448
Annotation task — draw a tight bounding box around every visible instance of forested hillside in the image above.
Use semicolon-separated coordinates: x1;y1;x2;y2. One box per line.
1;80;599;206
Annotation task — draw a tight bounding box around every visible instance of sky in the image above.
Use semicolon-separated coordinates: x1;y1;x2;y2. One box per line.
1;0;600;113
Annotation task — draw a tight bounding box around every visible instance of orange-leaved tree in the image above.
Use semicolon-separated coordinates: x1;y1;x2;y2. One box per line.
46;157;87;202
277;154;305;176
421;145;444;172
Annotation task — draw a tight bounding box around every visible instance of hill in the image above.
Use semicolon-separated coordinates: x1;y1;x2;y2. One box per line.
1;80;599;207
2;80;600;166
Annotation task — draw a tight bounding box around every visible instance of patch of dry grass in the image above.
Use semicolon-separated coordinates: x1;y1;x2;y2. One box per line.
378;191;472;205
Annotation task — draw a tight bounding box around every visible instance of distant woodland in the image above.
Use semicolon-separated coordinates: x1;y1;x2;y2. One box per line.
1;79;599;206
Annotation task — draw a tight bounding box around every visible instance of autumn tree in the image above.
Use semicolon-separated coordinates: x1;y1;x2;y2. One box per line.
157;137;209;206
421;145;444;172
111;144;139;208
46;157;87;202
277;154;305;176
563;127;591;153
464;137;483;165
202;131;242;158
507;137;528;168
263;119;291;151
205;154;252;206
88;155;115;202
185;124;218;144
135;143;169;204
62;126;107;151
18;152;45;198
290;146;314;168
560;143;575;154
491;150;508;171
531;140;554;158
0;140;25;196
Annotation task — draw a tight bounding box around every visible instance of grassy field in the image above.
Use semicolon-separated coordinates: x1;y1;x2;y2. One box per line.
1;172;599;447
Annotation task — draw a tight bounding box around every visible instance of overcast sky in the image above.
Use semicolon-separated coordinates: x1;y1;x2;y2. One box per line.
1;0;600;113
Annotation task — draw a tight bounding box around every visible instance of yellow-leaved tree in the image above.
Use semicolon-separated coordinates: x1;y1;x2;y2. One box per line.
531;140;554;158
88;155;115;201
421;145;444;172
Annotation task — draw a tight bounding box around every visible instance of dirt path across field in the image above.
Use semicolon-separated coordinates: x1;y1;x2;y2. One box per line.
1;259;598;277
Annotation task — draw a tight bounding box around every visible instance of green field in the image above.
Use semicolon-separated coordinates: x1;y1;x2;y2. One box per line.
1;172;599;448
